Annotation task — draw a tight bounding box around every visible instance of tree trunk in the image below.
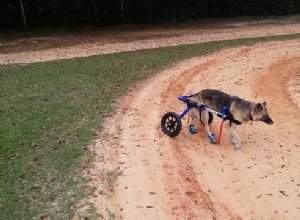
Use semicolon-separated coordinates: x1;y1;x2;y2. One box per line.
19;0;27;31
120;0;124;22
86;0;93;24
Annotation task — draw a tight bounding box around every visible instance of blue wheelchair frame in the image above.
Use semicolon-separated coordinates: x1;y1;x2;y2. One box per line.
161;94;227;139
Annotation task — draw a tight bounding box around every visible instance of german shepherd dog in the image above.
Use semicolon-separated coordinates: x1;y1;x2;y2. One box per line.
188;89;273;148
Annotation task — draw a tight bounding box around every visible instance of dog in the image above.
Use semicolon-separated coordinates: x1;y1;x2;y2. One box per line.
188;89;273;148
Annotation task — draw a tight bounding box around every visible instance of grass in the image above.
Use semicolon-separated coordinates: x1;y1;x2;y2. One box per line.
105;170;123;193
1;33;300;219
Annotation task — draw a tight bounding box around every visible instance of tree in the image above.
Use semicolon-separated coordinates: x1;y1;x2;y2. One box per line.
19;0;27;31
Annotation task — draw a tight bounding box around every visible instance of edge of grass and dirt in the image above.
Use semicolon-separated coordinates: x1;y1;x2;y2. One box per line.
1;33;300;219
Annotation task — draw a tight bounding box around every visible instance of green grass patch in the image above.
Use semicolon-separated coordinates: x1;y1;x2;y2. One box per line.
1;33;300;219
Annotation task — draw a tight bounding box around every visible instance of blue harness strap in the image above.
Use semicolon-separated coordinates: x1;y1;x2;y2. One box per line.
222;106;227;119
178;93;197;102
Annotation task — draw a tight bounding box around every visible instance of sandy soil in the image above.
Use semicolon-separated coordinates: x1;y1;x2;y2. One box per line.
2;20;300;219
87;41;300;220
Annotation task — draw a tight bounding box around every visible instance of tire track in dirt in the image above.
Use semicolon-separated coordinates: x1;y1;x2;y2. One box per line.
177;41;300;220
159;58;241;219
89;40;300;219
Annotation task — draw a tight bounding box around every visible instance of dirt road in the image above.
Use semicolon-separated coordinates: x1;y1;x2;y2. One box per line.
88;40;300;220
2;20;300;219
1;22;300;65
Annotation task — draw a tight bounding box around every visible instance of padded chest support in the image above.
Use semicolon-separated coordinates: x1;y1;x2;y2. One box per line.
219;99;242;126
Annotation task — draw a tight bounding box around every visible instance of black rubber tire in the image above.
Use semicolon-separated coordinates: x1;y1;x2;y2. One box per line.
161;112;182;137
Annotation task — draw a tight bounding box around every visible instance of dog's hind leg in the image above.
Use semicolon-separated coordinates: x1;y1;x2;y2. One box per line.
229;123;241;148
188;108;199;134
203;110;217;144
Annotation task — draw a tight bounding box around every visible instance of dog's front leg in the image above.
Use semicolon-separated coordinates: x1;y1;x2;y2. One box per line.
229;123;241;148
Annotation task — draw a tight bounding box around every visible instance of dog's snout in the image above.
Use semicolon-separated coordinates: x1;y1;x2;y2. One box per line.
261;115;274;125
267;118;274;125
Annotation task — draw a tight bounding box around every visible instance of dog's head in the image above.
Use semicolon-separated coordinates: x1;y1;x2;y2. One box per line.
253;101;273;125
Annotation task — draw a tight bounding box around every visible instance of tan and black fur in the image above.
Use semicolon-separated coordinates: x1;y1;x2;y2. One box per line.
188;89;273;148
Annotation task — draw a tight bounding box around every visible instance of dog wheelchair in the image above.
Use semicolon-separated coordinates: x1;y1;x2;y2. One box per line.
161;94;228;144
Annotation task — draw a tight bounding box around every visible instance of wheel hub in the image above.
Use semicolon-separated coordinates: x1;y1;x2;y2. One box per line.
168;121;175;128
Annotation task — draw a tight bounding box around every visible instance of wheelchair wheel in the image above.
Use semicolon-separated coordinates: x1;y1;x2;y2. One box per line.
161;112;182;137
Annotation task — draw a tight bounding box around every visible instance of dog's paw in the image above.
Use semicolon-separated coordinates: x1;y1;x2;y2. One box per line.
208;133;217;144
231;139;241;149
189;125;197;134
233;143;241;149
230;135;241;148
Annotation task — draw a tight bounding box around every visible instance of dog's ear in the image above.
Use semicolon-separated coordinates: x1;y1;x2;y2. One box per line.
262;101;266;107
255;103;263;112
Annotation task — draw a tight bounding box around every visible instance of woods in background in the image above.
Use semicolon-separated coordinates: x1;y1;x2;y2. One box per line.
1;0;300;30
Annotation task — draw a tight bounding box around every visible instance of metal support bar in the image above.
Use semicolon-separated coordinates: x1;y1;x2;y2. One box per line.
178;95;226;119
179;106;192;119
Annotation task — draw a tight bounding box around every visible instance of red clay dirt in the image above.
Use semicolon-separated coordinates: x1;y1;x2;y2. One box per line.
87;41;300;219
2;20;300;220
